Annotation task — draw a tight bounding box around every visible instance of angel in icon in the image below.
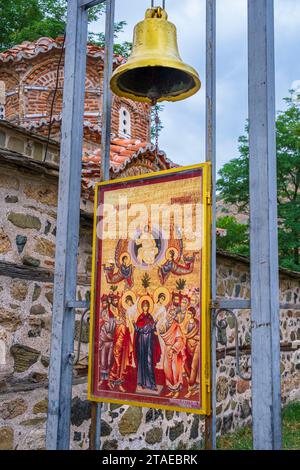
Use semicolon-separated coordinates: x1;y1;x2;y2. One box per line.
103;240;134;290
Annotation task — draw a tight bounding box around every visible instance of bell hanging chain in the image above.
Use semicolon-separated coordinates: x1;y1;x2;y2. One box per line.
151;1;166;8
151;98;160;157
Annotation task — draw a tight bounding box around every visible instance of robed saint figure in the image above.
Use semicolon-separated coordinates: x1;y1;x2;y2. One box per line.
133;300;161;390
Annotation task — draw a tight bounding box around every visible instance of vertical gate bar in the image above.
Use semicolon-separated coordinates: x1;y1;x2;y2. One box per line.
46;0;88;450
101;0;115;181
95;403;102;450
248;0;282;450
89;403;97;450
90;402;101;450
90;0;115;450
205;0;217;450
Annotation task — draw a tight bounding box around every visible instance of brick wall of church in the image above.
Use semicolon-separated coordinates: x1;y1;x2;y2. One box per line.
0;49;151;142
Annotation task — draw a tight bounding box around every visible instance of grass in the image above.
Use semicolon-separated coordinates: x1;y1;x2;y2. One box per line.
218;401;300;450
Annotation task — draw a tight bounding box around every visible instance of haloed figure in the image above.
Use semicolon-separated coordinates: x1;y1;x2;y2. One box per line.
133;300;161;390
160;306;186;398
108;310;131;392
99;297;115;384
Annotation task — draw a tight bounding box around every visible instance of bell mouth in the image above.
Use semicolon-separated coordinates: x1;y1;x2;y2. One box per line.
112;66;199;103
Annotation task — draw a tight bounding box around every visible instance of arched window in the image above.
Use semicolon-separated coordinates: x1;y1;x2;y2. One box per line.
0;81;5;120
119;106;131;139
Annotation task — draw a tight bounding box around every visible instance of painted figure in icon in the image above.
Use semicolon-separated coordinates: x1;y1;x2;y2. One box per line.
175;295;190;325
108;309;132;392
133;297;161;391
108;292;121;317
99;295;116;384
158;248;196;284
190;290;200;318
103;253;134;289
159;306;186;398
153;287;170;368
182;307;200;398
121;291;138;366
135;225;159;266
122;292;138;341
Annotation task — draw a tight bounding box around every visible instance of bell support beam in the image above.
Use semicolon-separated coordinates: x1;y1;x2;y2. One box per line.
80;0;106;8
46;0;88;450
248;0;282;450
205;0;217;451
101;0;115;181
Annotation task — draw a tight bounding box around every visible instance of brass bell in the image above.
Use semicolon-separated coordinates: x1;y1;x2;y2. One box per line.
110;7;201;103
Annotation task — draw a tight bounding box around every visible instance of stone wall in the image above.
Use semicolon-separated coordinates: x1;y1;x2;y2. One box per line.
0;165;299;450
0;121;59;163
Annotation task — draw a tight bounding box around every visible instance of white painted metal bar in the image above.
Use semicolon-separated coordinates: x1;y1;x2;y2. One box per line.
90;0;116;450
101;0;115;180
46;0;88;450
248;0;282;450
205;0;217;451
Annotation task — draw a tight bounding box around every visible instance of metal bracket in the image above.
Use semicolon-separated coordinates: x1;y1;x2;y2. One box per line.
66;300;90;309
214;308;251;381
211;299;251;310
74;308;90;365
211;299;300;311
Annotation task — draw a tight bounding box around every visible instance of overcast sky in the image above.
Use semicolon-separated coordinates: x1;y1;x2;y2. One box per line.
90;0;300;172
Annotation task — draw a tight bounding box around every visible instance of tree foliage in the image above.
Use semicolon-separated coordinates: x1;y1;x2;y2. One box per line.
88;21;132;58
0;0;128;55
217;94;300;271
216;216;249;257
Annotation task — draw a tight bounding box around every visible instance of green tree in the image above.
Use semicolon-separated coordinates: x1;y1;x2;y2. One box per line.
89;21;132;58
0;1;128;55
216;216;249;256
217;94;300;271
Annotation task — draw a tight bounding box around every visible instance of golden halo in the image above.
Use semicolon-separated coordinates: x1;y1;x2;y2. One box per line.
119;251;131;265
154;287;170;306
121;290;137;310
166;247;179;261
137;295;154;314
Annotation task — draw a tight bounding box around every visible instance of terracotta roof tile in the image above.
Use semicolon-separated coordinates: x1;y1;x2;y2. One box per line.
0;36;124;64
23;115;102;134
81;138;177;201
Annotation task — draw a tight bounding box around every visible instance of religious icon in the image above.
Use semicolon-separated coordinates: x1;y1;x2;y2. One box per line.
89;164;211;415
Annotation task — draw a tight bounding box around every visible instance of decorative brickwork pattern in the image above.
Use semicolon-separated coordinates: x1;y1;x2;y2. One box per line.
0;37;151;142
